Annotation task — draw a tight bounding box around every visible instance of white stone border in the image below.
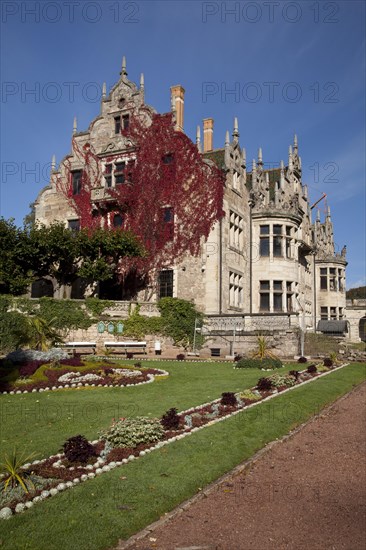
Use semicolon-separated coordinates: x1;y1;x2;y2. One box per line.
0;363;350;519
1;369;169;396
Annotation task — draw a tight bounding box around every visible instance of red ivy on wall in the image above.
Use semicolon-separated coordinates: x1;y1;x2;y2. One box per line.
56;112;225;288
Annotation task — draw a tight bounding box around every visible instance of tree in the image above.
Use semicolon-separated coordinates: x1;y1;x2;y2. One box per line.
0;218;33;295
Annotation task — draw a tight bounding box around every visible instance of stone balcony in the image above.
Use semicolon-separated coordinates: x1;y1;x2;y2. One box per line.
91;187;113;202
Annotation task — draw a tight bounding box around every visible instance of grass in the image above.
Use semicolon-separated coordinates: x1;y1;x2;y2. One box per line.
0;361;364;549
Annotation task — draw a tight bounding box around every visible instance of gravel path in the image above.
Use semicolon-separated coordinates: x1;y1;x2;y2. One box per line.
118;382;366;550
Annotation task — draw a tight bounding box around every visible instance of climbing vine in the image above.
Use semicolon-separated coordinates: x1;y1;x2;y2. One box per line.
56;110;225;293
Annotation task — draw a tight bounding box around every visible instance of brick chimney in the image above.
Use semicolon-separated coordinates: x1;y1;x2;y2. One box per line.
170;85;185;132
203;118;214;152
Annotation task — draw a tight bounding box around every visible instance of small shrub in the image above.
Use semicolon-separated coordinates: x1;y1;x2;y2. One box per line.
307;364;317;374
134;362;142;368
60;355;83;367
176;353;185;361
239;389;261;401
297;356;308;363
62;435;97;464
220;392;237;406
234;354;243;362
99;417;164;449
267;373;296;388
126;352;134;359
323;357;333;367
236;357;282;370
256;377;274;391
161;408;181;430
317;365;330;373
104;368;114;375
289;370;300;380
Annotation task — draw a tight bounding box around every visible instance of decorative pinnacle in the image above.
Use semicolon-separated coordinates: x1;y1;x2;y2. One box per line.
294;133;298;147
225;130;230;146
232;117;239;140
140;73;144;89
242;147;246;163
51;154;56;171
316;209;321;222
73;117;77;134
280;160;284;170
327;205;331;218
196;126;202;152
258;147;263;164
120;56;127;77
102;82;107;99
252;159;256;171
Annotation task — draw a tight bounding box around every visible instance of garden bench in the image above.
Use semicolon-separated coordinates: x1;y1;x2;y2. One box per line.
104;341;147;355
59;342;97;355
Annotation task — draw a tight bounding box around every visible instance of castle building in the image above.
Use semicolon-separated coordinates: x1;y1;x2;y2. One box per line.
34;58;348;340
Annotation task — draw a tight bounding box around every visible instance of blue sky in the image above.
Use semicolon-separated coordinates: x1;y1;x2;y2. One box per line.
1;0;365;288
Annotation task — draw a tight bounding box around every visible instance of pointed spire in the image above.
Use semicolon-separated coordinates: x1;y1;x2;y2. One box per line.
327;205;331;218
298;156;302;170
242;147;246;164
265;171;269;185
280;160;285;189
196;126;202;152
252;159;256;171
258;147;263;165
140;73;144;90
303;184;308;199
232;117;239;141
288;145;293;170
225;130;230;147
316;209;321;222
102;82;107;99
73;117;77;135
294;133;298;149
120;55;127;77
51;154;56;172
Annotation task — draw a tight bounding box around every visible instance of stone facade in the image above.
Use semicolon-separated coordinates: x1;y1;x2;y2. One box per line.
33;58;348;341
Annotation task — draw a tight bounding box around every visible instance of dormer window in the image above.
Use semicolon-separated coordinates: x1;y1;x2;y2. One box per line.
71;170;82;195
122;114;130;130
114;116;121;134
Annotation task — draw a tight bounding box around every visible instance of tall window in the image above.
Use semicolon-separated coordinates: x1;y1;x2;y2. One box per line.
114;116;121;134
330;306;337;320
158;270;173;298
104;163;112;188
260;225;270;257
229;271;243;308
115;162;126;184
273;225;283;257
229;211;243;250
285;226;292;258
122;114;130;130
163;207;174;241
71;170;82;195
338;269;343;292
320;268;327;290
273;280;283;311
259;280;270;311
286;281;293;312
329;268;337;291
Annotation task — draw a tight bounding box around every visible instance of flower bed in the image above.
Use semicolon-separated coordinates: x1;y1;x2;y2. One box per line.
0;360;346;519
0;358;169;394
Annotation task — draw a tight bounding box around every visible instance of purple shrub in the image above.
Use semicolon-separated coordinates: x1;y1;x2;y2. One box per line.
176;354;185;361
220;392;237;406
60;355;84;367
297;356;308;364
307;364;317;374
18;360;44;378
256;377;274;391
161;408;181;430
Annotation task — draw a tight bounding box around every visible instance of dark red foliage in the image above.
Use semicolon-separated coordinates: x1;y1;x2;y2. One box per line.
220;392;237;406
234;354;243;362
256;377;274;391
126;353;134;360
18;360;45;378
307;365;317;374
161;408;181;430
62;435;97;464
297;356;308;363
323;357;334;367
56;111;225;290
289;370;300;380
60;356;84;367
176;354;185;361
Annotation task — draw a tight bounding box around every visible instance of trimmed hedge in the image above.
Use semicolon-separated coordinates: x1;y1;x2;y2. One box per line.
235;357;283;370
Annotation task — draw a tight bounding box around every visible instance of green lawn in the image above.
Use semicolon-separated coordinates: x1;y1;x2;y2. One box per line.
0;361;365;550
